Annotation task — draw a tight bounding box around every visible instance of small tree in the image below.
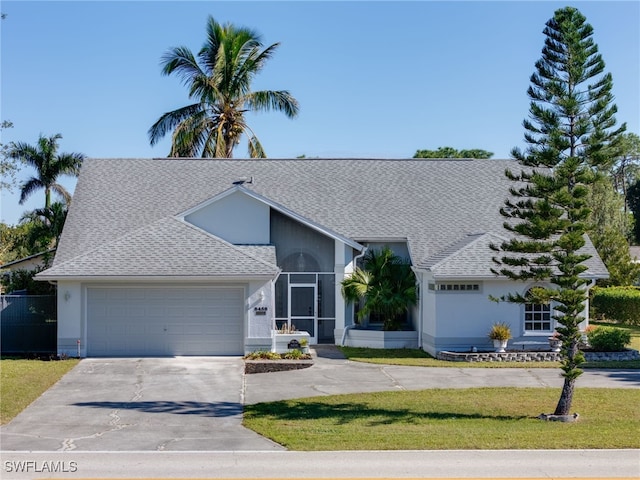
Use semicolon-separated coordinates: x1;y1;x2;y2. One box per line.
341;247;418;331
492;6;625;416
413;147;493;159
0;121;18;192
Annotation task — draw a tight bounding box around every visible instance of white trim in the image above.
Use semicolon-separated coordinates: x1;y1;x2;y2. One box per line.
38;275;274;282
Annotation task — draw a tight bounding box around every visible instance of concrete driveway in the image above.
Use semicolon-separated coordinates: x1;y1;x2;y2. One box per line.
2;348;639;453
0;357;284;451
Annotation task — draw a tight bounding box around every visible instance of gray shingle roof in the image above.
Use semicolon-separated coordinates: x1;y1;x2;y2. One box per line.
42;158;608;279
39;216;278;279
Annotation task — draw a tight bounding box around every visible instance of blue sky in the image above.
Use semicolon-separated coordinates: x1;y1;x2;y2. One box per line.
1;0;639;226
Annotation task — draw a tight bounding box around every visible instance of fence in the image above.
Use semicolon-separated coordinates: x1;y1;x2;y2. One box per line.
1;295;57;354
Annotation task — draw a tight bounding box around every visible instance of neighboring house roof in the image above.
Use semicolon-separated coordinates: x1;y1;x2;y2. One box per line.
0;249;56;272
40;158;608;280
630;246;640;263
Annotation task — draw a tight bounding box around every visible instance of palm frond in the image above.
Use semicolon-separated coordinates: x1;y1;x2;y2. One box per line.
148;103;205;146
19;177;44;204
246;90;300;118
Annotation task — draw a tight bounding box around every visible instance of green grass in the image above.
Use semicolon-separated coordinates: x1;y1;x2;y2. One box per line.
0;357;79;424
244;387;640;450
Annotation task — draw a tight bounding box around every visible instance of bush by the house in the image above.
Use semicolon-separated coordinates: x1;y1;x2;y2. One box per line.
586;326;632;352
591;286;640;326
1;268;56;295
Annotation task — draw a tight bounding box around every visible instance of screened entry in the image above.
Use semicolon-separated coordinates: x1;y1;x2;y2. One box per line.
274;273;336;343
270;209;337;343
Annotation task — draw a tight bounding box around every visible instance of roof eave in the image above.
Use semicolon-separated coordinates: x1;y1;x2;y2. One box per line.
35;273;278;283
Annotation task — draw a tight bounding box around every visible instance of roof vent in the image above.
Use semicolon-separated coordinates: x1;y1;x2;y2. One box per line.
233;176;254;185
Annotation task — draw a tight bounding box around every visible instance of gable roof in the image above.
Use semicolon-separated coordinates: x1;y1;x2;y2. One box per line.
43;158;607;280
421;232;609;280
38;216;278;279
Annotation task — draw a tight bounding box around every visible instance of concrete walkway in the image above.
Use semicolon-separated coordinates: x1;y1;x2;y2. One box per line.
244;345;640;404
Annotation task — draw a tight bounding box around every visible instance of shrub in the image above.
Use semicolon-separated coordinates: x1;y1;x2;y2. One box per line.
244;351;281;360
488;322;512;340
591;286;640;325
586;326;632;352
282;349;301;360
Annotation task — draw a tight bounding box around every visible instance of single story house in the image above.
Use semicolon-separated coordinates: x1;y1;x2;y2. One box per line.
1;249;56;294
37;158;608;357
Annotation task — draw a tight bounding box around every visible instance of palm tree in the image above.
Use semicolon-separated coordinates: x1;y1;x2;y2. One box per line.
148;16;299;158
341;247;418;331
20;201;68;252
9;133;84;209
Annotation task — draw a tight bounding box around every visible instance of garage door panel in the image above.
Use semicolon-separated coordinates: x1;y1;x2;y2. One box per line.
87;287;245;356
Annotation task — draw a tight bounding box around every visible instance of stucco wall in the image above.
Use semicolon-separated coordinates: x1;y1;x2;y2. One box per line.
185;190;270;244
57;281;83;356
421;278;593;354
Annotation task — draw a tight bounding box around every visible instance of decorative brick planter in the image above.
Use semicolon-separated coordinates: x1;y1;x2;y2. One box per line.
583;349;640;362
437;348;639;363
437;351;561;362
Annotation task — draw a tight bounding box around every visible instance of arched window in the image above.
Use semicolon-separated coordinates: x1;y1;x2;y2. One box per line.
524;290;552;332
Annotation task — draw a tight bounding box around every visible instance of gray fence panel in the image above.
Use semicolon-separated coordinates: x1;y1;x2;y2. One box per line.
1;295;57;354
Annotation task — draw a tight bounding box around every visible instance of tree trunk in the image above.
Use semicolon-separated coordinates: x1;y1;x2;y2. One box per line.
554;375;576;415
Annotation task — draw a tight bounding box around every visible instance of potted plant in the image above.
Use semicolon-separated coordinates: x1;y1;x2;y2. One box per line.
488;322;511;353
299;337;310;354
548;331;562;352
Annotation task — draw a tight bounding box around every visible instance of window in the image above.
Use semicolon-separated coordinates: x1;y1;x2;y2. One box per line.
524;299;552;332
428;283;481;292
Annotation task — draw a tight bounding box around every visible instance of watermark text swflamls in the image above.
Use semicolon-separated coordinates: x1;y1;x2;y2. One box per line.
4;460;78;474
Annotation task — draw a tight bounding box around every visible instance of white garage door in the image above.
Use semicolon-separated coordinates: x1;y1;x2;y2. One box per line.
86;286;245;356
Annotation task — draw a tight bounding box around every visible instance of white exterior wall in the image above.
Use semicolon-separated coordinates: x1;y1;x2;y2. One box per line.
431;280;519;353
56;281;84;357
185;190;270;244
334;242;359;343
245;280;274;353
420;277;594;354
334;241;351;339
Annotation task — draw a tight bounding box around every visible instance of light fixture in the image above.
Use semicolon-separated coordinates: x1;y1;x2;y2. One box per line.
64;291;71;301
296;252;306;271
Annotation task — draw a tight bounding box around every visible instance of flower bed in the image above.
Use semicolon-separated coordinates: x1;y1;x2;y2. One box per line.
244;359;314;374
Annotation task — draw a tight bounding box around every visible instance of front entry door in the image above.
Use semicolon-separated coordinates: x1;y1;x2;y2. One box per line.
289;284;316;343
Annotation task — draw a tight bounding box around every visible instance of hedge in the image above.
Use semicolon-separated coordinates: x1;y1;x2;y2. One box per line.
591;286;640;326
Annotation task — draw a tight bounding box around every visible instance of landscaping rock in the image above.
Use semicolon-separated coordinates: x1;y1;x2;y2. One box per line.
537;413;579;422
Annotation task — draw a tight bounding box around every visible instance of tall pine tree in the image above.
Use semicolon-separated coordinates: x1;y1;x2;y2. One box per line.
492;6;625;416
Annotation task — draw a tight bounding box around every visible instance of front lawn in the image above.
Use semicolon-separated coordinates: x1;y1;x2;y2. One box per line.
244;387;640;450
0;357;79;424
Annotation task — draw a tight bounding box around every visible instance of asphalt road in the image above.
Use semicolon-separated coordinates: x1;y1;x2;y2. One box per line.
1;450;639;479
